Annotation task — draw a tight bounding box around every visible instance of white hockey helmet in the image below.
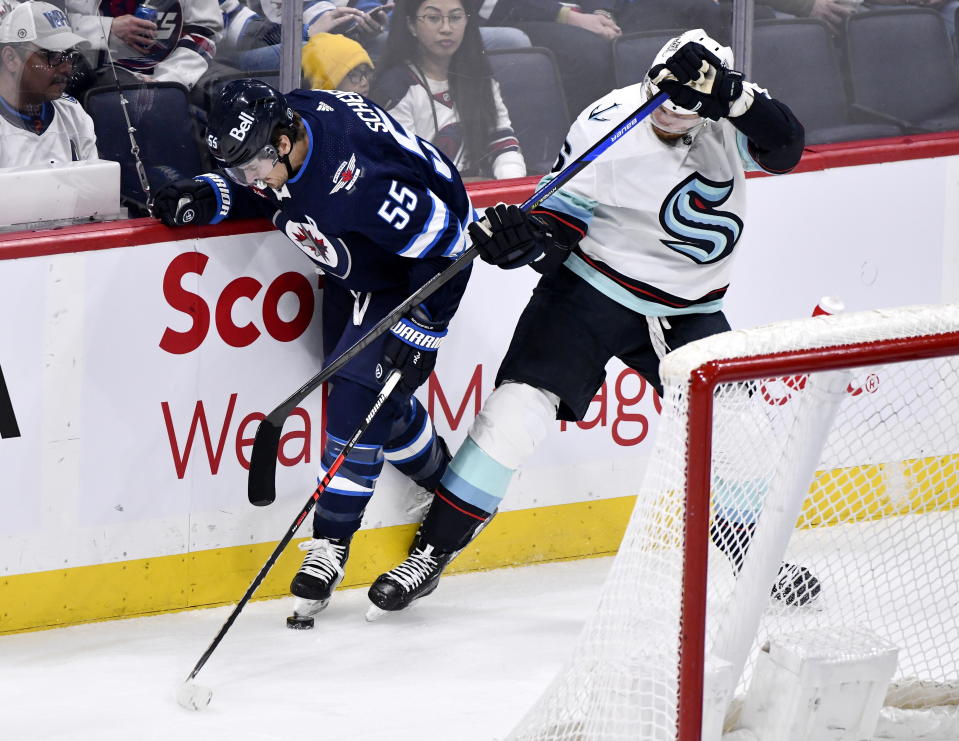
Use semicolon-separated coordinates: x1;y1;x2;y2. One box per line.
645;29;735;120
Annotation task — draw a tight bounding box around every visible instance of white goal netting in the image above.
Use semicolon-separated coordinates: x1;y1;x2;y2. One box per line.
509;304;959;741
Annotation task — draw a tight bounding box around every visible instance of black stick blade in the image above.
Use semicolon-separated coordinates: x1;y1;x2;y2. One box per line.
248;418;283;506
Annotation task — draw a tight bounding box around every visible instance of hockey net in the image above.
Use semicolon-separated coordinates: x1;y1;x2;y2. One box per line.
509;303;959;741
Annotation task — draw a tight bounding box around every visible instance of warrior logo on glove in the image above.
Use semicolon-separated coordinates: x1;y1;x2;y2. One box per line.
380;305;448;395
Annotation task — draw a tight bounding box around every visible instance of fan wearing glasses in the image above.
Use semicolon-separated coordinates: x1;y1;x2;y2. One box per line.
372;0;526;180
0;1;97;168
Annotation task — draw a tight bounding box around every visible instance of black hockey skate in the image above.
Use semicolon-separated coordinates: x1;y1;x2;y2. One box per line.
771;562;821;606
289;536;351;618
367;540;454;613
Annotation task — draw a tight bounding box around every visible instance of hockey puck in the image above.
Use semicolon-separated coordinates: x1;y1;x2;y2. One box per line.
286;614;315;630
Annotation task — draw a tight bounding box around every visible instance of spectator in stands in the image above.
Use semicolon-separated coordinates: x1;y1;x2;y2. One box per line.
220;0;391;72
756;0;856;33
478;0;619;116
0;1;98;168
372;0;525;180
302;32;373;95
65;0;222;91
755;0;958;38
604;0;728;39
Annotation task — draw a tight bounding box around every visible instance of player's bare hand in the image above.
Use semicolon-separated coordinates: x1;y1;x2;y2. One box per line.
564;11;621;40
307;7;366;36
111;15;158;54
809;0;854;33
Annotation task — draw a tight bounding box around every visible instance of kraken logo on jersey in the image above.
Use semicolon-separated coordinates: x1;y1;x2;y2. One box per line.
659;172;743;264
282;214;353;278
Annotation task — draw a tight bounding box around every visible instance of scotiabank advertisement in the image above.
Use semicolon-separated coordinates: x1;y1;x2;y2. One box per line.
1;152;957;576
65;232;661;570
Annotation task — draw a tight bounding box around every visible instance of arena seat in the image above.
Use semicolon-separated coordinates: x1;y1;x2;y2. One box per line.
753;18;902;144
486;47;571;176
83;82;206;215
843;8;959;133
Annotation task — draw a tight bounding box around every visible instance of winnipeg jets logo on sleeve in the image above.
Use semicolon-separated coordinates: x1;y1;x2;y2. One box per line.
659;172;743;264
282;214;352;278
330;154;362;194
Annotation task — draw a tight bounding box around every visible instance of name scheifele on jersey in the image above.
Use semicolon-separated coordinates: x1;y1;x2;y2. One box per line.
223;88;475;325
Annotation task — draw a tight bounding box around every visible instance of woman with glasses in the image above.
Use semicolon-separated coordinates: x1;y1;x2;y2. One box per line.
0;2;97;168
302;32;375;97
372;0;526;180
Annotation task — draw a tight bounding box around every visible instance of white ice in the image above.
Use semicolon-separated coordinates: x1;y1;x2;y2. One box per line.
0;558;612;741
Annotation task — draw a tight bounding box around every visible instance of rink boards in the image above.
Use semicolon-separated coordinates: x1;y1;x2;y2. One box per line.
2;144;959;633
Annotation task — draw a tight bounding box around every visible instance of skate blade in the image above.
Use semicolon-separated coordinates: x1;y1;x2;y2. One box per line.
293;596;330;619
365;604;389;622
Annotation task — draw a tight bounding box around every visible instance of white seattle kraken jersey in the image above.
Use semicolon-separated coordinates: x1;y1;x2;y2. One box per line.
538;83;769;317
0;95;98;169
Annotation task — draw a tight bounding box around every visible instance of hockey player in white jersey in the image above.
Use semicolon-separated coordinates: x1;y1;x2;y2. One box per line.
367;29;812;614
0;2;97;168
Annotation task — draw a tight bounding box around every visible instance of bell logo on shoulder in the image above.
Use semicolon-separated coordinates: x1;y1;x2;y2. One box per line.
330;154;362;194
229;111;255;142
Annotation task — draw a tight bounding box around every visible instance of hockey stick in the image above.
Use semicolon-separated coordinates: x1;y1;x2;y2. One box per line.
247;91;670;507
176;369;403;711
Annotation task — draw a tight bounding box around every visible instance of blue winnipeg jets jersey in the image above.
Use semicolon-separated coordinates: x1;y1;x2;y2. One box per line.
212;89;475;323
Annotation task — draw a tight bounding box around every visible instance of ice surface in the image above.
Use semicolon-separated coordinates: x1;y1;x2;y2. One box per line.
0;558;611;741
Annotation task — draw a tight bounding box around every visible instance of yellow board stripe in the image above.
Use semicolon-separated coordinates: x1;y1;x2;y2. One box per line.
4;453;957;635
800;454;959;528
0;496;637;635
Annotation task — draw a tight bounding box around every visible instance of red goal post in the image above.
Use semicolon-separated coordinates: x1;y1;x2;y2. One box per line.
509;303;959;741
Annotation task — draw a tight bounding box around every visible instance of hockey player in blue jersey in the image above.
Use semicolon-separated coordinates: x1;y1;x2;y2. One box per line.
153;79;477;620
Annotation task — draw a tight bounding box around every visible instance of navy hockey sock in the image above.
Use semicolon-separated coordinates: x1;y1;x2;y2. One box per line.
312;432;384;539
384;397;451;490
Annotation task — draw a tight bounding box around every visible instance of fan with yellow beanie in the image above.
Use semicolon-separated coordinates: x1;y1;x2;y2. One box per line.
302;33;374;96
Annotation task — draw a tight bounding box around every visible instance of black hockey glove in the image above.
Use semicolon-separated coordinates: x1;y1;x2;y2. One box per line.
380;305;448;395
467;203;569;274
153;176;224;227
648;42;746;121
